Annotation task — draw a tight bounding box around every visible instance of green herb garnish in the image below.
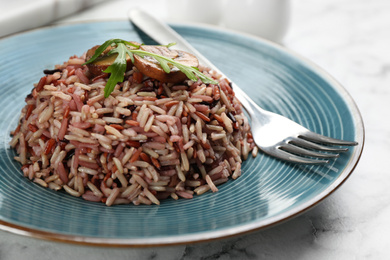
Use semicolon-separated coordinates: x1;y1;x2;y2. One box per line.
84;39;217;97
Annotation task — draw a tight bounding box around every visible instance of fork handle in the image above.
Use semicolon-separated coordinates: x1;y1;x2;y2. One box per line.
232;85;268;116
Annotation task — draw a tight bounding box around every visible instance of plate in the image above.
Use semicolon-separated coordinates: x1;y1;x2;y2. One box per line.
0;21;364;246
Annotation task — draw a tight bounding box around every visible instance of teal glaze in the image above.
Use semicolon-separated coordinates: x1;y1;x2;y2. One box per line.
0;21;364;245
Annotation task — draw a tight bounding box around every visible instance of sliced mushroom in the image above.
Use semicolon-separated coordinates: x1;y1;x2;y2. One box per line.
133;45;199;84
85;42;140;77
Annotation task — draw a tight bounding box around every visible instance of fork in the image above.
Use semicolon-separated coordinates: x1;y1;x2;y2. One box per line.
129;9;358;165
232;86;357;164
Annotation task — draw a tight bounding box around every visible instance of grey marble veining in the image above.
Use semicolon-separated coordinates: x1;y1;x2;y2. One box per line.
1;0;389;259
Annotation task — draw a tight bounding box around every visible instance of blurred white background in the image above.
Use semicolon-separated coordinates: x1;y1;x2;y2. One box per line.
0;0;290;42
1;1;390;259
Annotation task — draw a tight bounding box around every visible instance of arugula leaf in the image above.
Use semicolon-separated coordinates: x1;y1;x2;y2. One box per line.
84;39;121;64
164;42;177;48
154;56;171;73
83;39;218;97
174;63;198;82
102;43;128;97
130;49;218;85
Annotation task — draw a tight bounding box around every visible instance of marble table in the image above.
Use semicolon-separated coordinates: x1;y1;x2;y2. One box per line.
0;0;388;259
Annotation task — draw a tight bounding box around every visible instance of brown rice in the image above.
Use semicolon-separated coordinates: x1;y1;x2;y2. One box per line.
10;52;255;206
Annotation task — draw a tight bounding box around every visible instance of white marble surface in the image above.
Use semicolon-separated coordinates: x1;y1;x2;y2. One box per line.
0;0;389;259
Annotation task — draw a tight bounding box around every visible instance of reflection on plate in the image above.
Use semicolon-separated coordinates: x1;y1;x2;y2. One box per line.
0;21;364;246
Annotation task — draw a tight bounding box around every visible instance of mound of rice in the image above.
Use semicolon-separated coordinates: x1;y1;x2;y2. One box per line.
10;52;256;206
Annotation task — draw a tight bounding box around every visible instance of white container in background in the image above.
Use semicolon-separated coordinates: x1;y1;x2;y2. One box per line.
165;0;222;25
164;0;290;43
219;0;290;42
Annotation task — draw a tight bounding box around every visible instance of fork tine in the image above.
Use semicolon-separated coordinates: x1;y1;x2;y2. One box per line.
290;138;349;152
300;131;358;146
268;148;329;165
281;143;339;158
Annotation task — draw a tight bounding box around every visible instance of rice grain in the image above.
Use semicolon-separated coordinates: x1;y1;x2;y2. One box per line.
10;54;254;206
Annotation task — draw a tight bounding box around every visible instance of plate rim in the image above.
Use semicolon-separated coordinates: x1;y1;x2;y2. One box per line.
0;20;365;247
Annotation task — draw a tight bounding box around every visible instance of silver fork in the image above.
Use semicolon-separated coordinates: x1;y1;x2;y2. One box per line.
129;9;358;165
233;86;357;164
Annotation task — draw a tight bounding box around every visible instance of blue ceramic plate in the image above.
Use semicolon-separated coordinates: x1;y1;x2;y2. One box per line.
0;21;364;246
